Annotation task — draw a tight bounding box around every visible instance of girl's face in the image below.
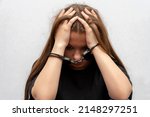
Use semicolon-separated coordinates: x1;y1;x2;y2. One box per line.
64;31;90;70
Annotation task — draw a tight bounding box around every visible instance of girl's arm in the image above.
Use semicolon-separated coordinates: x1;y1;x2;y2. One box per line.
31;8;77;100
92;46;132;99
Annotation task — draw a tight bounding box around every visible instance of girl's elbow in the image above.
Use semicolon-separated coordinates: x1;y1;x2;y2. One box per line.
31;88;56;100
109;87;132;100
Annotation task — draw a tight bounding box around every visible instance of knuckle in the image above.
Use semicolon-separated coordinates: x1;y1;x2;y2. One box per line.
68;20;73;25
87;28;92;33
63;26;69;31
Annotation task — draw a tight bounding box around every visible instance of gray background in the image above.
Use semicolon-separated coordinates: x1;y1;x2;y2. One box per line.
0;0;150;99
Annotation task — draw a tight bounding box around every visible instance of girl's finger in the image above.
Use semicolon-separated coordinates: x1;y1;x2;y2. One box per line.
81;11;93;24
84;8;92;15
68;10;76;17
77;17;90;30
58;9;65;18
85;8;98;20
81;11;90;20
67;16;78;27
64;7;73;15
91;10;98;19
63;20;68;24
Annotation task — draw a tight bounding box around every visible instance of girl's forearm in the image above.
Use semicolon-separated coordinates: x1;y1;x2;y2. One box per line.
92;46;132;99
31;45;65;100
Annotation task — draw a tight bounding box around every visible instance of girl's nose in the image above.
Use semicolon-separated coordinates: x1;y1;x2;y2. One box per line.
73;50;82;61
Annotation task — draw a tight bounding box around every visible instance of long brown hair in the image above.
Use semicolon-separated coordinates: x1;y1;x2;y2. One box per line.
24;3;127;99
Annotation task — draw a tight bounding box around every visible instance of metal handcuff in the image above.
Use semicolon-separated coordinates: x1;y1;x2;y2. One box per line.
63;48;92;64
49;43;99;64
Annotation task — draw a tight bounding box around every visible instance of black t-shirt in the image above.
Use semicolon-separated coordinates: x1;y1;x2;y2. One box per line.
29;59;132;100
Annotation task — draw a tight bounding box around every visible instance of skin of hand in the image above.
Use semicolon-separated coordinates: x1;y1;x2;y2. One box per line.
31;8;78;99
54;7;78;49
78;8;99;49
78;9;132;99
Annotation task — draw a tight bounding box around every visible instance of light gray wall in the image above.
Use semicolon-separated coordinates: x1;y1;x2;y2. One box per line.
0;0;150;99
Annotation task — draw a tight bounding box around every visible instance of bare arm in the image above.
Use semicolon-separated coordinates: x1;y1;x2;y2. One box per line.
31;45;65;100
78;9;132;99
31;8;77;100
92;46;132;99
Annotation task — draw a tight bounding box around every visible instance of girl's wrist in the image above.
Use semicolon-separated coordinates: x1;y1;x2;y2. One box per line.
87;40;99;49
51;43;66;56
92;44;106;55
89;43;100;52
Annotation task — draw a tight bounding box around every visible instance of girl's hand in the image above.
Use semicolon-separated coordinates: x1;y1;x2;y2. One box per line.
78;8;99;49
54;7;78;48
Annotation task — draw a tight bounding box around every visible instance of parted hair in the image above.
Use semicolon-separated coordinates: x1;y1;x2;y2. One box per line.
24;3;127;99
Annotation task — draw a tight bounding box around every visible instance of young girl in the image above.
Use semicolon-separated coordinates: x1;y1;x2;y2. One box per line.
25;4;132;100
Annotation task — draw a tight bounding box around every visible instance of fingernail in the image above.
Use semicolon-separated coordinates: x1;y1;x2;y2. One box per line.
81;11;84;14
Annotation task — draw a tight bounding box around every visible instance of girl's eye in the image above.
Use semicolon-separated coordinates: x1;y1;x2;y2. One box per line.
66;46;74;50
82;47;88;51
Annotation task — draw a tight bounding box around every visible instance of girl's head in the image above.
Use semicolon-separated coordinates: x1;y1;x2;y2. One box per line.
25;3;126;99
51;4;111;52
47;4;113;69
